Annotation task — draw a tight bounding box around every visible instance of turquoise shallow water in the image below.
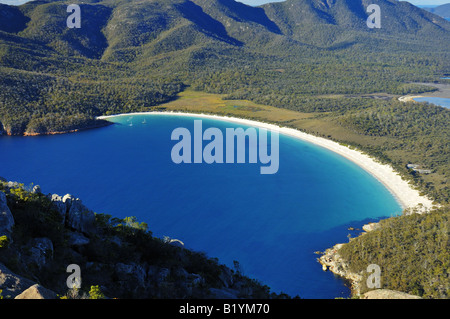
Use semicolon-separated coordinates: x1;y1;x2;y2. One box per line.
413;97;450;109
0;114;402;298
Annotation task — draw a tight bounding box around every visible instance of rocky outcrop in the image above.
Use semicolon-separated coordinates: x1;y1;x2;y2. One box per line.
319;243;363;294
49;193;96;235
25;238;54;270
14;284;57;299
0;263;36;299
50;194;67;223
319;222;424;299
31;185;42;194
362;222;380;232
67;232;90;247
362;289;422;299
0;191;14;240
319;221;385;295
0;181;285;300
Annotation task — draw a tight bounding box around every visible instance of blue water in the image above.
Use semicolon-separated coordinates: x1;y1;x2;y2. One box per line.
0;114;402;298
413;97;450;109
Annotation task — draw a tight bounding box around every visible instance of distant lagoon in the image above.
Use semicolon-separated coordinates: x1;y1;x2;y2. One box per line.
0;114;402;298
413;97;450;109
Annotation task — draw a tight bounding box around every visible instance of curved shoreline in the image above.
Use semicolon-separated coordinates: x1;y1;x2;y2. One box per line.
98;111;435;212
398;95;425;103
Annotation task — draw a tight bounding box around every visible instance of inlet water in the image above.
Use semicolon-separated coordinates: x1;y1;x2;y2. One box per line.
0;114;402;298
413;97;450;109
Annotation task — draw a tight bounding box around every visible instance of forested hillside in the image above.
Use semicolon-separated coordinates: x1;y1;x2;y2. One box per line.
339;206;449;299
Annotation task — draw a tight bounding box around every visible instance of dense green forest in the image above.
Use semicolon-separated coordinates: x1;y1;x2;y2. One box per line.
339;206;449;299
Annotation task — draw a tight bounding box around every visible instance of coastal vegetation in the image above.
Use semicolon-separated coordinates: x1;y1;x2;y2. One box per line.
339;206;450;299
0;181;288;299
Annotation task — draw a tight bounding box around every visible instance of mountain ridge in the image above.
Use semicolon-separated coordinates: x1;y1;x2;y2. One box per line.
0;0;449;137
424;3;450;19
2;0;450;61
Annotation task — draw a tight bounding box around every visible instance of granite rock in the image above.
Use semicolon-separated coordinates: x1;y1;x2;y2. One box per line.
0;191;14;239
14;284;57;299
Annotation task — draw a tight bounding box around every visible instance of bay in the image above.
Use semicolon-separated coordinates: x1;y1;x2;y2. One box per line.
0;114;402;298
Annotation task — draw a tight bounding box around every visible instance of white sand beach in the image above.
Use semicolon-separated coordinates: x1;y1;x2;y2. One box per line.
398;95;424;103
98;111;435;212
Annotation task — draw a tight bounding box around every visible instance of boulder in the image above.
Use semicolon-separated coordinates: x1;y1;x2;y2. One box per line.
218;267;234;288
14;284;57;299
189;273;204;286
6;181;20;189
0;191;14;239
31;185;41;194
62;194;74;205
173;267;189;280
156;268;171;284
113;262;148;297
68;232;90;246
115;262;147;286
26;238;54;270
63;195;96;235
363;222;380;232
50;194;67;223
0;263;36;299
168;239;185;248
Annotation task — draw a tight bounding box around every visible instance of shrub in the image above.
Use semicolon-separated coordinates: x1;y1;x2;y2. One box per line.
89;285;105;299
0;235;9;249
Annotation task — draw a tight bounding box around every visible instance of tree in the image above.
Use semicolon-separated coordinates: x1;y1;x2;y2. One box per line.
123;216;148;232
0;235;9;249
89;285;105;299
